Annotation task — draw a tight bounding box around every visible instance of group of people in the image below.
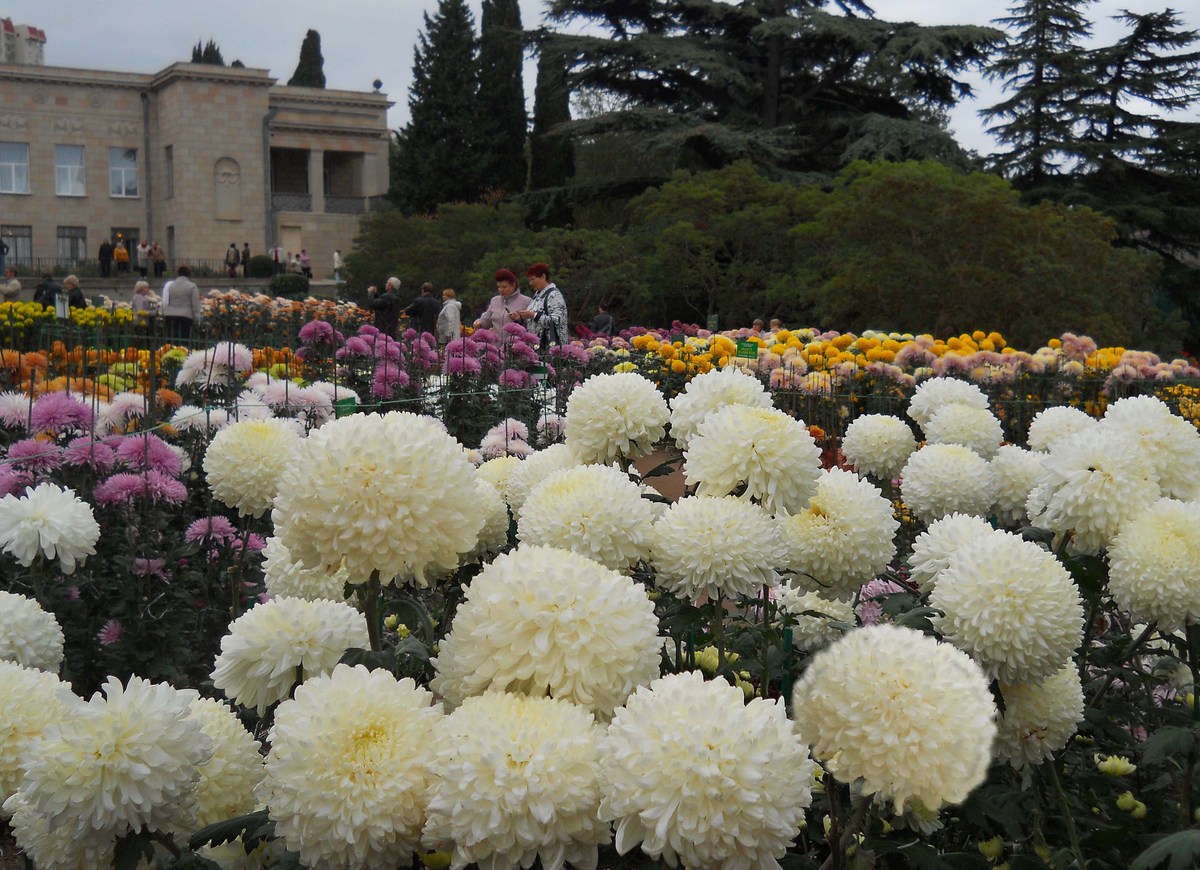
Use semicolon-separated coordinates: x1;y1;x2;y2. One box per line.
366;280;463;346
265;244;314;278
98;239;166;279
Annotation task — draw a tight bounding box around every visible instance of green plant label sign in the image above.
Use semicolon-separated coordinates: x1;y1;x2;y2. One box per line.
334;396;357;418
531;364;548;381
736;340;759;360
706;314;719;331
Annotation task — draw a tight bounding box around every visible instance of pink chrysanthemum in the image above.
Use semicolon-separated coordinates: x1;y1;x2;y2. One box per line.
185;516;240;544
114;433;182;476
444;354;483;376
0;466;31;498
0;391;31;430
62;438;117;474
93;471;188;507
97;619;123;646
29;392;95;434
499;368;531;389
5;439;64;474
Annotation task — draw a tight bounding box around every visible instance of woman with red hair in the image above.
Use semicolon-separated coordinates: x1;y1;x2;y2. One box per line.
474;268;530;338
518;262;569;352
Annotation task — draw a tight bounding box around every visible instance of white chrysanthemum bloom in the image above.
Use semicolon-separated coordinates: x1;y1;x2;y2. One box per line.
506;443;580;519
0;591;64;673
431;546;660;721
778;468;898;601
260;664;441;870
423;693;610;870
684;405;822;515
792;625;996;812
600;671;815;869
0;482;99;575
907;378;989;430
1026;430;1159;555
0;661;74;805
261;535;349;602
1101;395;1200;501
466;479;509;563
990;444;1044;526
1027;405;1097;452
900;444;997;524
650;496;785;599
3;793;115;870
931;532;1083;683
1108;498;1200;633
211;597;369;714
776;588;855;652
186;698;264;828
171;404;225;433
518;464;657;571
564;372;670;465
272;411;486;586
922;404;1004;459
202;417;303;518
476;454;523;504
668;366;773;449
994;665;1085;769
17;676;210;838
907;514;998;593
841;414;917;480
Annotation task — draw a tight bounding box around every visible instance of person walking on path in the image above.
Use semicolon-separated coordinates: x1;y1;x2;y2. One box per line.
224;243;240;278
589;303;614;336
367;277;402;337
240;243;251;277
405;282;441;338
162;265;202;340
437;288;462;345
97;240;114;278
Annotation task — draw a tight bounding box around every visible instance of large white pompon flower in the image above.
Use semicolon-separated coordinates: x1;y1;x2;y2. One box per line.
778;468;898;601
202;417;303;517
668;366;773;449
476;454;523;505
931;532;1083;683
423;693;610;870
0;661;74;805
211;597;369;714
431;546;660;721
994;665;1085;769
18;676;211;838
0;483;99;574
272;411;486;586
922;404;1004;459
792;625;996;812
841;414;917;480
907;378;989;431
1101;395;1200;500
518;464;658;571
260;664;441;870
684;405;822;515
776;588;855;652
261;536;349;602
1026;429;1159;555
0;591;64;673
990;444;1044;526
600;671;815;869
565;371;670;465
650;496;785;599
4;793;115;870
186;698;265;828
1108;498;1200;633
1027;405;1097;452
900;444;997;524
506;443;581;519
907;514;998;593
465;479;510;563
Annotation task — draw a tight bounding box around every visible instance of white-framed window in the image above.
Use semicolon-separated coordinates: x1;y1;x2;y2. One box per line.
56;226;87;263
109;147;139;198
55;144;86;196
0;142;30;194
1;225;32;263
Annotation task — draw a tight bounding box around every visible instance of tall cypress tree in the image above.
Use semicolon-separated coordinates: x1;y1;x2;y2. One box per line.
528;41;575;226
191;40;225;66
476;0;528;196
288;29;327;88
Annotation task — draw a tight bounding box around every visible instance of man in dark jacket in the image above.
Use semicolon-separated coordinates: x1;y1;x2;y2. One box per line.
405;282;442;338
367;277;402;337
98;240;114;278
33;270;61;308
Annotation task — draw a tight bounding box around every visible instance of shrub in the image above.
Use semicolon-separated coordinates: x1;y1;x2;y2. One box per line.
248;254;276;279
270;273;310;299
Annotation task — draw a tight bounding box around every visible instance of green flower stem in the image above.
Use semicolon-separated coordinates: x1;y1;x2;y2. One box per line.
760;584;772;699
363;571;382;652
1047;760;1087;870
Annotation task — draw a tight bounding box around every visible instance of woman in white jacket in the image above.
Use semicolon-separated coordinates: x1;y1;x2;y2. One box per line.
437;288;462;346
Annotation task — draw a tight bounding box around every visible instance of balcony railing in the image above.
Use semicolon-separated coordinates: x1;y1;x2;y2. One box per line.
325;195;366;215
272;192;312;212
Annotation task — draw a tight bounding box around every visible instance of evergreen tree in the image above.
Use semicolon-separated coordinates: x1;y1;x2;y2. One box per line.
528;40;575;227
476;0;527;195
191;39;225;66
288;29;327;88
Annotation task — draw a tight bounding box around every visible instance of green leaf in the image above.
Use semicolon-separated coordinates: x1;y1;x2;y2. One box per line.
1131;830;1200;870
188;810;271;851
113;831;156;870
1141;724;1199;765
339;648;401;676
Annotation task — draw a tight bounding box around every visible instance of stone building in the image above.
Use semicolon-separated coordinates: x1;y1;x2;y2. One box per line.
0;24;391;280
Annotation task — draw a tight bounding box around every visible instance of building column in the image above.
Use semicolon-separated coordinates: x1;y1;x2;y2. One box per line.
308;149;325;214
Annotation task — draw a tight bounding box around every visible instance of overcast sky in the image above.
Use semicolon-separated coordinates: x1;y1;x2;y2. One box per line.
5;0;1197;156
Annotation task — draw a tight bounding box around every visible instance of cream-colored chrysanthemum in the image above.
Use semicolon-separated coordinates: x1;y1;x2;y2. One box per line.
0;591;64;674
17;676;210;838
931;532;1083;683
518;464;657;571
922;404;1004;459
476;454;523;504
1108;498;1200;633
684;405;822;515
1027;405;1097;452
259;664;441;870
211;597;369;714
506;443;580;519
431;546;660;720
841;414;917;480
271;411;486;585
650;496;784;599
466;479;510;563
0;661;74;805
778;468;898;600
600;671;815;869
990;444;1043;526
900;444;997;524
0;482;99;574
792;625;996;812
423;693;610;870
668;366;773;449
776;588;855;652
1101;395;1200;501
907;378;989;430
202;417;303;518
1026;430;1159;555
564;372;670;465
907;514;998;593
261;536;349;602
186;698;265;828
994;665;1084;769
3;793;115;870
